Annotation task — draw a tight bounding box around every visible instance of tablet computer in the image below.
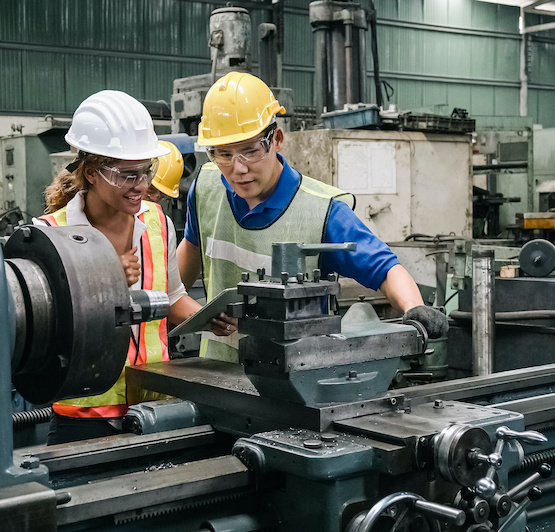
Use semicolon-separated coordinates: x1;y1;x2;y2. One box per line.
168;287;243;337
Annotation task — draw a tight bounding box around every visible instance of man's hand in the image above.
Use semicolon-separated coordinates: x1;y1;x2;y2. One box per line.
402;305;448;339
120;246;140;287
210;312;238;336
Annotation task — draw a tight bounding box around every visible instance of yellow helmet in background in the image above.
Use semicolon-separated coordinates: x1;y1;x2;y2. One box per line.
197;71;286;147
151;141;184;198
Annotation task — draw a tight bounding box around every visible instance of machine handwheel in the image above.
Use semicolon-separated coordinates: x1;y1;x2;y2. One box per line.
346;493;443;532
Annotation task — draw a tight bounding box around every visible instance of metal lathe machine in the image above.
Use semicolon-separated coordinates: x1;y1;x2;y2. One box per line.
1;224;555;532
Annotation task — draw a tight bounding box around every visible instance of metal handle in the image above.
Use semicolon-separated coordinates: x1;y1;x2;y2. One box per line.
346;492;461;532
495;426;548;445
298;242;357;256
413;499;466;526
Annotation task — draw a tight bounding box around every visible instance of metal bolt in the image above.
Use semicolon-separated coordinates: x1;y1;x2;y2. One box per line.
21;226;32;240
347;370;358;380
313;269;321;283
20;455;39;469
257;268;265;281
452;280;459;288
296;273;304;284
281;272;288;285
434;399;444;409
328;273;337;282
70;234;87;243
241;272;250;282
321;433;337;443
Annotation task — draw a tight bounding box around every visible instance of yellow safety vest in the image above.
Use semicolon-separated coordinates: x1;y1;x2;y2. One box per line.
195;162;355;363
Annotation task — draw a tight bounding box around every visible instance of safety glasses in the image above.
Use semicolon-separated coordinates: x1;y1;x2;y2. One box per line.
207;126;276;167
97;159;159;189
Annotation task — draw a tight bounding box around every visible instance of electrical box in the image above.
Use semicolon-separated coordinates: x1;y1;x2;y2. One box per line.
281;129;473;242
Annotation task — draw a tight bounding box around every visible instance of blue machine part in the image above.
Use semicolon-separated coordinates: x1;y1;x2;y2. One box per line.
0;244;49;487
157;133;196;155
124;398;200;435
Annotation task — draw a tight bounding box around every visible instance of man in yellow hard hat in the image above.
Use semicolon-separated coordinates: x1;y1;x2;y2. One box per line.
177;71;448;363
144;140;184;204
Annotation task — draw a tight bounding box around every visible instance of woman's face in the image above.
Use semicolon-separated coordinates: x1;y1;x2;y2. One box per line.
86;159;153;215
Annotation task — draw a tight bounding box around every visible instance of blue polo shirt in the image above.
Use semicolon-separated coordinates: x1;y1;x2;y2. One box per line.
184;155;399;290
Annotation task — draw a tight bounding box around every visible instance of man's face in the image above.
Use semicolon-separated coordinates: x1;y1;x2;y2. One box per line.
209;128;283;210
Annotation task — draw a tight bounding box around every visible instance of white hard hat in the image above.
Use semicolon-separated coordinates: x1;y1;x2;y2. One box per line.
65;90;170;160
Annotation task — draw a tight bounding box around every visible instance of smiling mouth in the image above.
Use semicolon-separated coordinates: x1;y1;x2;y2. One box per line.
124;193;142;202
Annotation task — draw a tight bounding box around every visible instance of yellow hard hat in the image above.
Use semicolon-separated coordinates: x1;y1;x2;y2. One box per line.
197;72;286;147
151;141;184;198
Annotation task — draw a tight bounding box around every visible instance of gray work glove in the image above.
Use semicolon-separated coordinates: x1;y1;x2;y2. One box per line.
402;306;448;339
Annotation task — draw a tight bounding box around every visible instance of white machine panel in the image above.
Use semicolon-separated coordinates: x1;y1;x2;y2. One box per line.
282;129;472;242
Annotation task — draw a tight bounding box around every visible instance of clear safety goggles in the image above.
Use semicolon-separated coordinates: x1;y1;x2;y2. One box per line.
207;126;276;167
97;159;159;189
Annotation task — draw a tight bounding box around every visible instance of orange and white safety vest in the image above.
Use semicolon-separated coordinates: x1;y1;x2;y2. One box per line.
38;201;170;418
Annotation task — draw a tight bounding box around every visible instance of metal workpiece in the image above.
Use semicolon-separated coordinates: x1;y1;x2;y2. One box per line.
128;289;170;324
3;225;132;404
472;248;495;376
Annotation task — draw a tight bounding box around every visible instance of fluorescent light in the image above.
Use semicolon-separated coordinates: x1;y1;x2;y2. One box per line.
476;0;555;9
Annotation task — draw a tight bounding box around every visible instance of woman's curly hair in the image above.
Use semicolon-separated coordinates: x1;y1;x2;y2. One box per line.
44;152;115;213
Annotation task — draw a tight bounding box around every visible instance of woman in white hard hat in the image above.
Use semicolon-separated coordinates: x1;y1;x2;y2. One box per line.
36;90;203;444
144;140;184;204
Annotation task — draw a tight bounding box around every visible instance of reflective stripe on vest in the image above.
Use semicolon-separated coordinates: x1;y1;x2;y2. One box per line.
38;208;67;227
195;162;354;363
49;201;169;418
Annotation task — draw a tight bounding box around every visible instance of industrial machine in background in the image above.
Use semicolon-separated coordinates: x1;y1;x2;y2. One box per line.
171;5;294;137
473;117;555;242
0;117;71;234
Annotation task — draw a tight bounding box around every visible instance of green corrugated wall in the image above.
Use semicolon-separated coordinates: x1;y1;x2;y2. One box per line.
1;0;554;125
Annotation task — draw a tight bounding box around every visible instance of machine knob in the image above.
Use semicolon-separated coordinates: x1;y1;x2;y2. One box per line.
519;239;555;277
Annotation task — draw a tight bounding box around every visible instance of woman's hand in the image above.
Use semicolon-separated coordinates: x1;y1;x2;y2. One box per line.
210;312;238;336
120;246;140;287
